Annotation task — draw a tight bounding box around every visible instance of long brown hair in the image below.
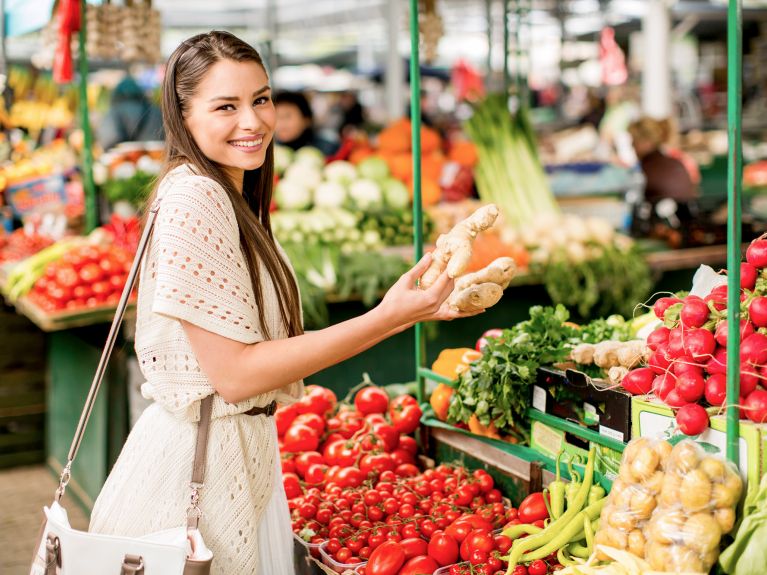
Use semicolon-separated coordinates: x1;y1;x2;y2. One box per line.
149;31;303;339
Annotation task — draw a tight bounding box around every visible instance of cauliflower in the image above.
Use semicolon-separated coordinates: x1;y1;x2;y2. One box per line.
284;162;323;190
349;179;383;210
294;146;325;169
313;181;347;209
381;178;410;209
357;156;390;181
275;179;312;210
274;144;294;175
323;161;357;185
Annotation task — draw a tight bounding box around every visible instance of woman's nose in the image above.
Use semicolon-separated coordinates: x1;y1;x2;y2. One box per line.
238;106;260;130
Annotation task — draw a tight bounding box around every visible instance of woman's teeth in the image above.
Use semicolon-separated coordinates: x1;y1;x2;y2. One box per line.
231;139;262;148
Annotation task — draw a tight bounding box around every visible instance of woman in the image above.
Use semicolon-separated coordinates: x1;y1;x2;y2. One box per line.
88;31;470;574
273;90;338;155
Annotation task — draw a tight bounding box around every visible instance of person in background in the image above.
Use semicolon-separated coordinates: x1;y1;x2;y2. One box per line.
273;90;338;156
336;91;366;137
97;75;164;151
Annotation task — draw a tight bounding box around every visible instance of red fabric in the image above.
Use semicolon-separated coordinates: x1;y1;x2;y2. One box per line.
53;0;81;84
599;27;628;86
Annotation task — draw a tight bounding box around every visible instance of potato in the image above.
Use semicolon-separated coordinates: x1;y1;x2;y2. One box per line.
683;512;722;553
624;437;652;465
594;530;613;560
702;548;721;570
613;485;634;509
670;441;700;473
646;541;672;570
724;471;744;500
680;469;713;512
714;507;736;533
603;525;629;550
641;469;665;494
609;509;638;531
660;473;682;507
619;463;636;485
699;456;726;482
652;440;673;465
668;544;705;573
647;510;685;544
628;529;646;557
631;448;660;481
629;489;657;519
712;482;738;509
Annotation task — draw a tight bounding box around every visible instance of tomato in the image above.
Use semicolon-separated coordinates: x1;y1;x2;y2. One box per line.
390;404;422;435
91;280;111;296
282;423;319;453
468;549;488;565
293;413;325;435
399;537;428;559
304;463;327;485
428;531;459;566
527;560;548;575
281;455;296;474
511;567;528;575
354;386;389;415
325;440;360;467
55;266;79;288
360;453;395;476
395;463;419;477
360;433;386;453
464;529;494;554
335;547;352;563
335;466;364;488
297;385;337;416
109;274;127;290
79;262;104;283
398;435;418;455
366;540;406;575
445;521;473;544
294;451;323;476
476;328;504;351
389;448;415;467
472;469;494;492
453;485;474;507
371;422;399;452
399;555;439;575
282;472;302;499
518;492;550;524
365;413;388;426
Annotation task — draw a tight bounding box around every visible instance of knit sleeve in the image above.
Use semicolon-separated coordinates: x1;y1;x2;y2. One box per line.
151;175;264;344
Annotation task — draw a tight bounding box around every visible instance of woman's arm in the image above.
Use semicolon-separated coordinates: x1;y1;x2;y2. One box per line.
182;254;471;403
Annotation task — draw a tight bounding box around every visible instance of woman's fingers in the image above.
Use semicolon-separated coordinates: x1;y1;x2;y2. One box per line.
402;252;433;285
426;270;454;304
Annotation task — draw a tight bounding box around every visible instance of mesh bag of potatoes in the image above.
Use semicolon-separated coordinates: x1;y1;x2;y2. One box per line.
593;437;670;561
642;439;743;573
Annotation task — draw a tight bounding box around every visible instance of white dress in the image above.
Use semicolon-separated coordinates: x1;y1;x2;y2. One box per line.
89;164;302;575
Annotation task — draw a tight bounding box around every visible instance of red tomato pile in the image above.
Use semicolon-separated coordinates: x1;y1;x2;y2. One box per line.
0;229;54;264
27;244;132;312
619;235;767;434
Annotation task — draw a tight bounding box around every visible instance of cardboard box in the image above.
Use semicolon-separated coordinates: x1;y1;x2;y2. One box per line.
631;396;766;486
530;420;623;480
533;367;632;443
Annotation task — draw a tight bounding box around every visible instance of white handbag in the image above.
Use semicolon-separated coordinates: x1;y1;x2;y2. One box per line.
30;199;214;575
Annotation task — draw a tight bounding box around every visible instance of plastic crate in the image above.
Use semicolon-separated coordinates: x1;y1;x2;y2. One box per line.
293;532;324;559
319;541;367;574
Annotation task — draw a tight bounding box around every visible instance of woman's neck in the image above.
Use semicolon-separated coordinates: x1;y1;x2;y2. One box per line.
223;166;245;194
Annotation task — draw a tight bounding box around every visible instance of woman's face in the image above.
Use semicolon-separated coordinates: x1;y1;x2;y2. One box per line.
185;59;275;188
275;102;309;143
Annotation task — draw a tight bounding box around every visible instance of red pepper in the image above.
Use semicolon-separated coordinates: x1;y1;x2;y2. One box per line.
517;491;550;524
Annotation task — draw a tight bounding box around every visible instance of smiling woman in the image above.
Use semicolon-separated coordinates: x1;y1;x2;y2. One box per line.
85;30;475;575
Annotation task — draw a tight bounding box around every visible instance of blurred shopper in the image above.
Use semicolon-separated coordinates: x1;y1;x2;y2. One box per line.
97;75;163;150
273;90;338;155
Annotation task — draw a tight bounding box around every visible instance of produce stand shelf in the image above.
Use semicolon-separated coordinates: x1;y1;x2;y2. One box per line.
11;297;134;332
526;409;627;454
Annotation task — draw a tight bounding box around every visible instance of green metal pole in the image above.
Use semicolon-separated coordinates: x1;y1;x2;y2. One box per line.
503;0;510;96
725;0;742;467
486;0;493;76
409;0;425;404
514;0;521;96
78;0;97;233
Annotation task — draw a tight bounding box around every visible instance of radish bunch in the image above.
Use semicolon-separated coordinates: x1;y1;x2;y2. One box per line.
621;235;767;435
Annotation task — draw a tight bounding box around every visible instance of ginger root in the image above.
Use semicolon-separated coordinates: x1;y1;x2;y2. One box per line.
420;203;499;289
448;257;516;312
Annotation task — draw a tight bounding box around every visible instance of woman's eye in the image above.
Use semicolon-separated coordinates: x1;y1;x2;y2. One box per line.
254;96;270;106
217;104;235;111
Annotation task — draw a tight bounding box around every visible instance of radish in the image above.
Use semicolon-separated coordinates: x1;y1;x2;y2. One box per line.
676;371;705;403
664;388;687;408
676;403;709;436
674;356;704;378
668;328;685;357
749;296;767;328
704;348;727;375
681;298;711;328
740;332;767;366
647;326;671;351
710;284;728;298
705;293;727;312
714;319;755;347
746;236;767;268
648;344;672;374
621;368;655;395
705;374;727;406
744;389;767;423
742;262;758;291
683;328;717;360
741;367;760;396
653;297;682;320
653;373;677;401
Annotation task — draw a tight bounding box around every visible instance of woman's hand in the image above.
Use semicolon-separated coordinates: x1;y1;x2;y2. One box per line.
376;253;484;331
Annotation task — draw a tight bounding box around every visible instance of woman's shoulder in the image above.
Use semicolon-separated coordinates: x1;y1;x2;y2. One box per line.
158;164;235;217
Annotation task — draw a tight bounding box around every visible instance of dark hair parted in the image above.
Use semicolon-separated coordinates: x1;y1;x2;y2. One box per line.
149;30;303;340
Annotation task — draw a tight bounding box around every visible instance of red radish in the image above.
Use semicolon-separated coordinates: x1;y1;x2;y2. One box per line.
749;297;767;328
741;332;767;366
705;374;727;406
744;389;767;423
741;368;760;397
746;237;767;268
714;319;755;347
681;299;711;328
676;371;705;403
647;327;671;351
705;348;727;375
665;388;687;408
654;297;682;320
742;262;758;290
674;356;704;378
705;293;727;312
648;344;672;374
621;368;655;395
668;328;686;357
653;373;677;401
676;403;709;436
683;328;717;360
710;284;728;298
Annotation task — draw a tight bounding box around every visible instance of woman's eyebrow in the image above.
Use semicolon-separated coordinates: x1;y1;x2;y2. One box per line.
207;86;271;103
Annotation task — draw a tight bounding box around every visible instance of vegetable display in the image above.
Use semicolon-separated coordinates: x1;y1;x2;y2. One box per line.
719;472;767;574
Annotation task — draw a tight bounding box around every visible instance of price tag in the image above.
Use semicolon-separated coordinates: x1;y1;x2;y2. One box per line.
599;425;625;442
532;385;546;412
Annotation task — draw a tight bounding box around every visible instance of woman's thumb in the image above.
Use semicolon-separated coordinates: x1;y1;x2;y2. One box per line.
406;252;433;280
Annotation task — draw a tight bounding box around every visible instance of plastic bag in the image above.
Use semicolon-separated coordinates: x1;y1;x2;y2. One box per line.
642;439;742;573
593;437;670;560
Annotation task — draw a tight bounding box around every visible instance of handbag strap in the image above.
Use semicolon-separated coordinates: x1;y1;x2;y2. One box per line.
55;198;215;529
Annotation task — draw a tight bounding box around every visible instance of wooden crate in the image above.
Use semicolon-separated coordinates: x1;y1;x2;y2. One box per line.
0;303;47;468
